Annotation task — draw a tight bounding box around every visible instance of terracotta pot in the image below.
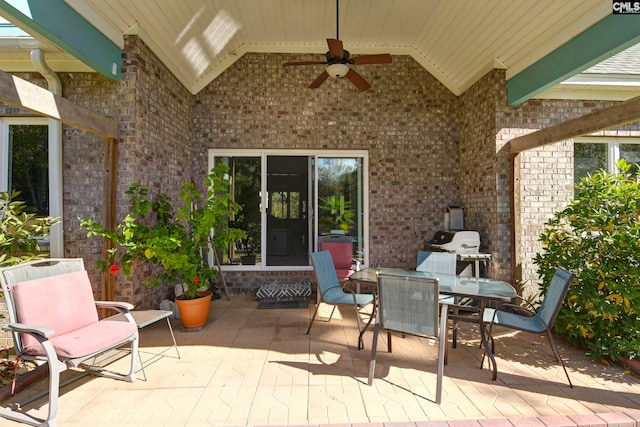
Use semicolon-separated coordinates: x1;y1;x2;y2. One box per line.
175;290;212;329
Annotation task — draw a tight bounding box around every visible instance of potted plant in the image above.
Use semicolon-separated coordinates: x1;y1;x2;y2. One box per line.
80;163;245;329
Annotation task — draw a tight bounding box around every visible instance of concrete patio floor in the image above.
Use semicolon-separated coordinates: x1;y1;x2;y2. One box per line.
2;294;640;426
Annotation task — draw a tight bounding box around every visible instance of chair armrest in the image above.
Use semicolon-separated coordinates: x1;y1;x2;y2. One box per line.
322;285;348;298
95;301;134;314
3;322;55;338
492;296;536;317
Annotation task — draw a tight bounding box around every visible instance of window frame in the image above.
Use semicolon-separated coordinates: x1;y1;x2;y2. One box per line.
0;117;55;250
574;136;640;176
209;149;369;272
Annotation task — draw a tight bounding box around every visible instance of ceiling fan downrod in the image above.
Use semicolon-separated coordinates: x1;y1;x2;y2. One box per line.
335;0;340;40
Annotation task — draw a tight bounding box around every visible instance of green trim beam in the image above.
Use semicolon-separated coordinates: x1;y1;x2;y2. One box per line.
0;0;121;79
508;15;640;106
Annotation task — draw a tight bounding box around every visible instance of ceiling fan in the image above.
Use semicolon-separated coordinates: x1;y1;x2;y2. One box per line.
283;0;392;91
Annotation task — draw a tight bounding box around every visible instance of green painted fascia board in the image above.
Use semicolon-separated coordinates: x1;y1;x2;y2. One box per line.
0;0;121;79
508;14;640;106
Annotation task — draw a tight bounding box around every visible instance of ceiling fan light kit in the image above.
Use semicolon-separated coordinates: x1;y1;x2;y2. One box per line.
326;63;350;78
282;0;392;91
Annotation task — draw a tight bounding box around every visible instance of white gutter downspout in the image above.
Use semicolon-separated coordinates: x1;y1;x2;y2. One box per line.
31;49;64;257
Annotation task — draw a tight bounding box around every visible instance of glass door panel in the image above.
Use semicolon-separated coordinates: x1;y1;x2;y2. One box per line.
212;155;262;265
231;157;262;265
266;156;309;266
317;157;365;266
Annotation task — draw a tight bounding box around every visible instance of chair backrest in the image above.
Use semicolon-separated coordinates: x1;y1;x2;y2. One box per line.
310;251;343;299
537;267;575;326
416;251;456;275
319;235;353;272
377;272;440;338
0;258;87;353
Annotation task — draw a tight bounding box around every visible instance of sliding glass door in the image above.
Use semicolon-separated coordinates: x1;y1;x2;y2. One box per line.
316;157;365;266
210;150;367;269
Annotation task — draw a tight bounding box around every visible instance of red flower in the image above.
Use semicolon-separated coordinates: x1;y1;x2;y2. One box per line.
109;264;121;275
193;275;200;285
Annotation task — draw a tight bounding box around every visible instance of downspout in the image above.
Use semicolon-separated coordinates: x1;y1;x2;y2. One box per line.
31;49;64;257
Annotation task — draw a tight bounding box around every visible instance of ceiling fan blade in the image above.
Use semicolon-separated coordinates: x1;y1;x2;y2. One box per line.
326;38;344;58
283;61;327;66
345;69;371;91
350;54;393;65
309;71;330;89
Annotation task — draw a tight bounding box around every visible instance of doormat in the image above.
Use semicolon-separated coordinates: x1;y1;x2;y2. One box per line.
258;299;309;309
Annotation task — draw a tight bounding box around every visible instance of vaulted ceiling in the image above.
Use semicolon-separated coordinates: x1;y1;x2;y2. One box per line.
0;1;639;102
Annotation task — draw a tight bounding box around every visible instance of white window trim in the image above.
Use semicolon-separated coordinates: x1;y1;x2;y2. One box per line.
0;117;58;251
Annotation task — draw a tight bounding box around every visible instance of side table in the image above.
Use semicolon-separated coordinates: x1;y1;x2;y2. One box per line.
110;310;180;380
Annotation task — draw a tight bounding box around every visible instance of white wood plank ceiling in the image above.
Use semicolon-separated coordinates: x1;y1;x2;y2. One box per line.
1;1;618;95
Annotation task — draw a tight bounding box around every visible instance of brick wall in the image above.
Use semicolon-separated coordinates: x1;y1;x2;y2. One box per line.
458;70;640;290
495;92;640;292
192;53;461;291
3;35;640;344
0;35;191;336
458;70;507;279
56;36;193;310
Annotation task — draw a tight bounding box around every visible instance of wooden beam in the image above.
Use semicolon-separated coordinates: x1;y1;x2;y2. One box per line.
511;153;521;292
510;94;640;154
101;137;118;309
0;69;118;138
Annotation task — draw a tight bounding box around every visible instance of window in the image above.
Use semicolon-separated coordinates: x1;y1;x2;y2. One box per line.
1;123;49;215
210;150;368;270
574;137;640;194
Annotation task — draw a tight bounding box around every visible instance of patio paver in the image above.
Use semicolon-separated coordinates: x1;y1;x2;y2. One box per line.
1;294;639;426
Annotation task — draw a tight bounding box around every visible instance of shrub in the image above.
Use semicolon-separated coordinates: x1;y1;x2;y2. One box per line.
534;160;640;362
0;191;59;267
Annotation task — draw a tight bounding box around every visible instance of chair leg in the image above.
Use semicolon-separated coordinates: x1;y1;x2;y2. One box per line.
126;333;139;382
451;297;459;349
546;329;573;388
357;302;376;350
0;339;62;427
435;304;448;404
368;322;380;385
306;303;322;335
479;321;498;381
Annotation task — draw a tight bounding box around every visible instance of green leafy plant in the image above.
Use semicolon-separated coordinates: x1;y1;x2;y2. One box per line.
80;163;245;299
0;190;59;268
534;159;640;362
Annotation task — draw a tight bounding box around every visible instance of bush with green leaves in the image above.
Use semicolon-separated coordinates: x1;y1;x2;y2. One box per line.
0;191;59;267
534;160;640;362
80;163;245;300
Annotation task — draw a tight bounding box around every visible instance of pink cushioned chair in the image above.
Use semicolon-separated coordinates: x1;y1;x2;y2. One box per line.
0;258;139;427
319;235;359;281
